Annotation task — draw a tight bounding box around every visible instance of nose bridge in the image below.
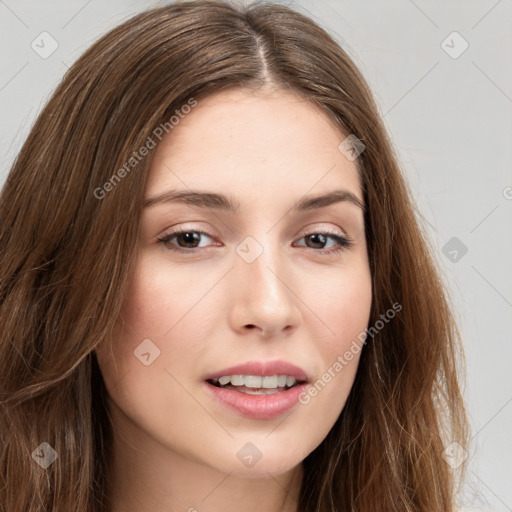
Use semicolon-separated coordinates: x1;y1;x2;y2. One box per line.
230;235;300;335
237;238;287;304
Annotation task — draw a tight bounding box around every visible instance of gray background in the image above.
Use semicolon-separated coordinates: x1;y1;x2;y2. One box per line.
1;0;511;510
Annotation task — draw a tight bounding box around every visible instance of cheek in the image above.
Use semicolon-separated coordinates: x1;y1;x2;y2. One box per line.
97;255;219;385
95;259;173;383
115;253;214;339
298;262;371;411
94;259;212;437
311;259;372;347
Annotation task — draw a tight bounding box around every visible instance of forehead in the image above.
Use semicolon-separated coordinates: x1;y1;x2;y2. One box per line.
145;88;362;201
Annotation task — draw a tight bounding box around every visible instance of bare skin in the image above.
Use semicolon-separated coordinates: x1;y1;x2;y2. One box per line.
95;87;372;512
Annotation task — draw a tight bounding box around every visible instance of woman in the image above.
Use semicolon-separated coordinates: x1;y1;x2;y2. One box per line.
0;1;469;511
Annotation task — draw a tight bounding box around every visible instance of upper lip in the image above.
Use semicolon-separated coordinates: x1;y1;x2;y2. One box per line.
204;360;309;382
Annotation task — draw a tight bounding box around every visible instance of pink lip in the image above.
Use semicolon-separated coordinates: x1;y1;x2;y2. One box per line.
203;360;310;420
204;381;308;420
203;360;309;382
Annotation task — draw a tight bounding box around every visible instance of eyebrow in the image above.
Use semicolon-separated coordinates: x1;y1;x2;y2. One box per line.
143;189;364;212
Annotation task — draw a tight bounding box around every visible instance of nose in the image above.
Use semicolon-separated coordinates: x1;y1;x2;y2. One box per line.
228;245;301;338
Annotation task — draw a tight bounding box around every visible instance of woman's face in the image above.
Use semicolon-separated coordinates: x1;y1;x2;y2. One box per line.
96;87;372;478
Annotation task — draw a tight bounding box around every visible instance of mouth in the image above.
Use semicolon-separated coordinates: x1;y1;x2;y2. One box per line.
206;374;307;395
203;360;310;419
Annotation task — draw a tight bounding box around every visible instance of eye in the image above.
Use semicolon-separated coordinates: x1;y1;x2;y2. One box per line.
156;229;353;255
294;232;353;254
157;230;217;251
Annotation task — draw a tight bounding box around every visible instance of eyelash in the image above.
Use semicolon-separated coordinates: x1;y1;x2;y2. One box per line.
156;229;353;255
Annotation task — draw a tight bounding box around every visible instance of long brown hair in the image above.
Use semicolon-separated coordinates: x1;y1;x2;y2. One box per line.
0;1;468;510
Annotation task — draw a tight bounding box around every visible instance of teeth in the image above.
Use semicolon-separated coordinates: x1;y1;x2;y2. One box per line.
262;375;278;388
245;375;262;388
240;388;280;395
230;375;245;386
212;374;299;389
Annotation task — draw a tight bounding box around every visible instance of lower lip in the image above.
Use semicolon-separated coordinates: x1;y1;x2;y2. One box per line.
204;381;308;420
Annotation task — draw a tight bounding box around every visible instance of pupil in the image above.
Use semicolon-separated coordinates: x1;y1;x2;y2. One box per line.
179;232;200;247
308;233;326;248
